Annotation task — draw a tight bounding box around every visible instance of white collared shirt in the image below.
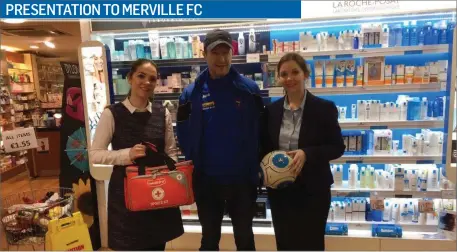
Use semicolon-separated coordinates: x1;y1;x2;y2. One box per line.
89;99;178;166
279;90;307;151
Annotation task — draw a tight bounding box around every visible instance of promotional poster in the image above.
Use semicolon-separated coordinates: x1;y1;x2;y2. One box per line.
59;61;101;250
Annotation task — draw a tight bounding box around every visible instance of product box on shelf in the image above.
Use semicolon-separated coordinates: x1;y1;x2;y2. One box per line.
315;61;324;88
335;60;346;88
345;60;356;87
255;197;267;219
405;66;415;85
395;64;406;85
372;129;393;155
364;57;385;86
384;65;393;85
342;130;374;155
356;65;364;86
325;61;335;88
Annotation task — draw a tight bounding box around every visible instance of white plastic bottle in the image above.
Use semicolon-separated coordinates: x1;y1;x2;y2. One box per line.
383;201;392;222
420;169;428;191
410;170;418;191
392;203;400;223
400;202;410;222
412;200;419;223
348;164;358;189
404;170;410;190
428;167;439;190
381;24;390;48
408;201;415;221
421;97;428;120
248;28;256;53
238;32;245;55
338;32;345;51
360;167;367;188
334;166;343;188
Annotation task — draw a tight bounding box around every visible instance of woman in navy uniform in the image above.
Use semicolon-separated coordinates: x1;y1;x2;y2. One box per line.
90;59;184;250
261;53;345;251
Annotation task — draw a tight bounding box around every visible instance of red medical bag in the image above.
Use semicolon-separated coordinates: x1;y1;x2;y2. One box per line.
124;142;194;212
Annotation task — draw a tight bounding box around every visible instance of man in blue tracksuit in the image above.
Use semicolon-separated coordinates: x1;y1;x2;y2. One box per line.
177;29;264;251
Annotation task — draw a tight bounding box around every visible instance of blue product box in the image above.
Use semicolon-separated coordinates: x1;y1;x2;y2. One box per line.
342;130;374;155
372;224;403;238
326;223;349;236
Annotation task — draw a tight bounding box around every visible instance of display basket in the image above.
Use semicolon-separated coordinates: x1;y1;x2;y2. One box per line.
1;187;74;246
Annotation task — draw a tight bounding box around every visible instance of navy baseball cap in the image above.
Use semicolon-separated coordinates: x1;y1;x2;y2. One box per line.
204;29;233;52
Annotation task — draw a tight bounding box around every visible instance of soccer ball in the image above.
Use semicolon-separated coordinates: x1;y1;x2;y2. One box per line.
260;150;297;189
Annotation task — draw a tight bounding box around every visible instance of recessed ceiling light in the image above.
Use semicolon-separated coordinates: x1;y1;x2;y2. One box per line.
0;45;22;52
2;19;26;24
43;41;55;48
30;45;39;49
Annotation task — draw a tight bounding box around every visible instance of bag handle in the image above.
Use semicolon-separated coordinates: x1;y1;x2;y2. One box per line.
136;141;177;176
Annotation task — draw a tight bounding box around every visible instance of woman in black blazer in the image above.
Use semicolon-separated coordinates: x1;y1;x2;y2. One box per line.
261;52;345;251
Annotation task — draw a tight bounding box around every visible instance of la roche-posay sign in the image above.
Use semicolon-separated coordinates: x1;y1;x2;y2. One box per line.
301;1;456;20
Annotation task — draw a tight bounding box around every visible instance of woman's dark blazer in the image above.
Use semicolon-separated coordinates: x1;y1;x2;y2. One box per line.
260;91;346;192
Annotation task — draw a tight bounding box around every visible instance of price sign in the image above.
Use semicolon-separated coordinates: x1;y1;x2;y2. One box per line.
246;53;260;63
2;127;38;153
370;197;385;211
418;199;434;213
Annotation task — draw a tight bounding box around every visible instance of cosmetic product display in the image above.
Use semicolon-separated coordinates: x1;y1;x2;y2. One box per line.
101;11;456;249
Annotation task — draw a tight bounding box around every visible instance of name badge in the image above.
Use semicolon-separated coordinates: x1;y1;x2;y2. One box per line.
202;101;215;110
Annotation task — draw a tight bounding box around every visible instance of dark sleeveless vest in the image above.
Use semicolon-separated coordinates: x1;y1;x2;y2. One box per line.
107;102;183;250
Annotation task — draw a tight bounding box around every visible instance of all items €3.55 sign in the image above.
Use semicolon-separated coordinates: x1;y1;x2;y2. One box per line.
2;127;38;153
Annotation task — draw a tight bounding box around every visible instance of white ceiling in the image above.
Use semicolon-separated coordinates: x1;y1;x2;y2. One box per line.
0;20;82;61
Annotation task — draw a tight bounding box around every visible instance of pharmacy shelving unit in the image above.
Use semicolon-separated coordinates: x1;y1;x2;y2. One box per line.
0;53;29;181
88;8;457;251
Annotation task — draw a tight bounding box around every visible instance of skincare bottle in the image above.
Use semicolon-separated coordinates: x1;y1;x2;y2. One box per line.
238;32;245;55
351;104;357;120
410;20;418;46
381;25;389;48
401;21;410;46
410;170;418;191
400;203;410;222
248;28;256;53
334;166;343;188
403;170;410;190
392;203;400;223
421;97;428;120
428;168;439;190
412;201;419;223
348;164;358;189
360;169;366;188
383;201;392;222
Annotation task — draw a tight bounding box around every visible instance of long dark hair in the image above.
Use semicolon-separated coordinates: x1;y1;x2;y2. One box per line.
126;58;159;102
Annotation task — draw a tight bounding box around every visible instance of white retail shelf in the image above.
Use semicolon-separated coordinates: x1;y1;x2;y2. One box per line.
182;210;272;223
267;44;449;63
183;225;449;241
338;120;444;130
268;83;442;96
329;220;438;232
333;155;442;164
331;188;443;199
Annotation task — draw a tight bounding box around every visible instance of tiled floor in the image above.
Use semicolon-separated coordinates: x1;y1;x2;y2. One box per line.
0;172;59;251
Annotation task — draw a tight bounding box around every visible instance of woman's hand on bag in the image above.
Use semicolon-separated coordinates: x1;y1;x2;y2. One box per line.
129;144;146;163
287;149;306;176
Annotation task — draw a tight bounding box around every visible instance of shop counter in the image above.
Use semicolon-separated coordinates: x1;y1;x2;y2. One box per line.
29;127;61;177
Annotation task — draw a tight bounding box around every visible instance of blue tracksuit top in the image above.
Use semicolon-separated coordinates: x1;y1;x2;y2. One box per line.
176;67;264;185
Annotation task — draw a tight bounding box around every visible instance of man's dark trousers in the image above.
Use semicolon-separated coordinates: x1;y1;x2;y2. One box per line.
193;175;257;251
